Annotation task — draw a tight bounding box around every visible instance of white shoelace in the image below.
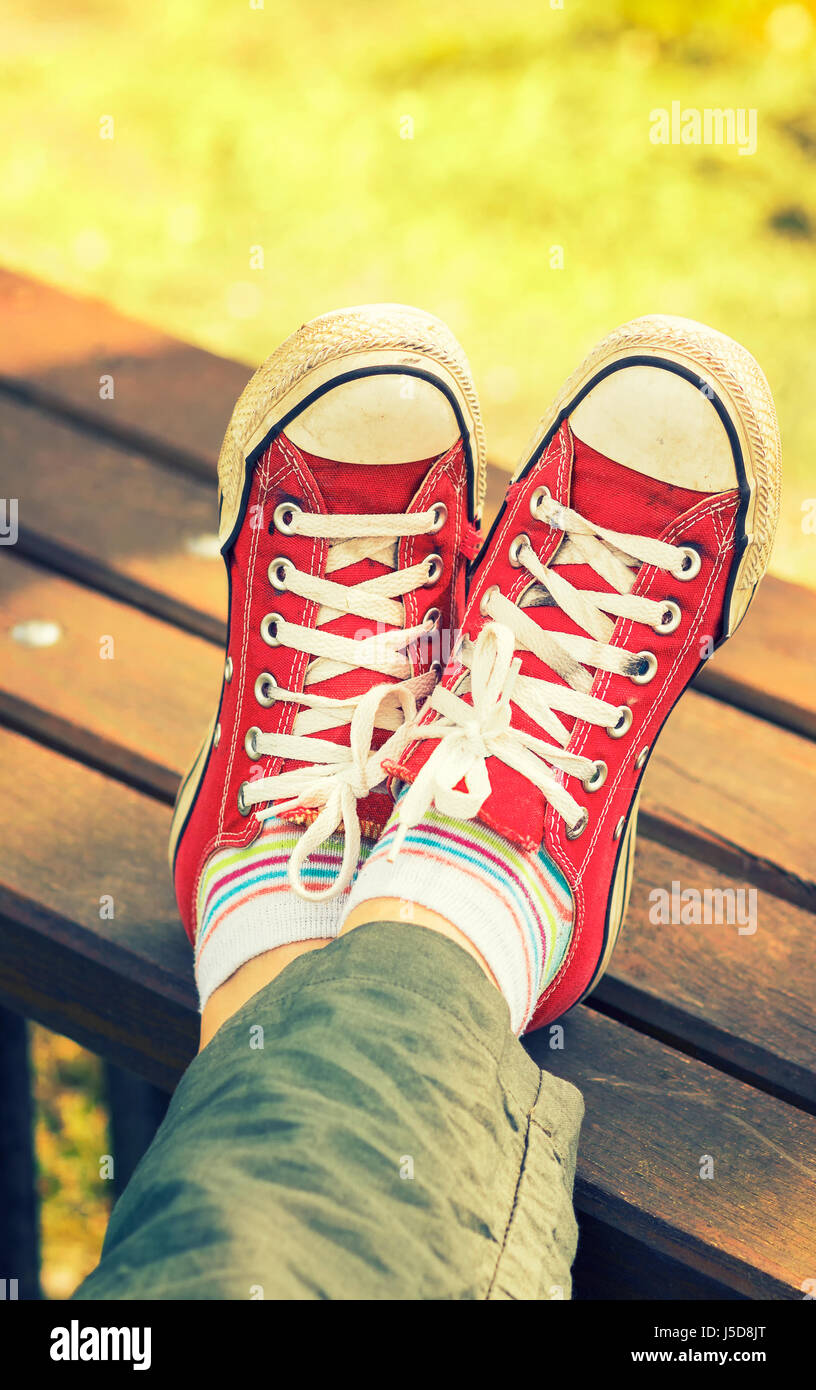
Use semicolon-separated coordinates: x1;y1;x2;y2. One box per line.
388;489;697;857
241;502;446;899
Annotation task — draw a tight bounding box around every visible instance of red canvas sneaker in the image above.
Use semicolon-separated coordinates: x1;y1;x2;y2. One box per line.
385;315;781;1028
170;304;485;943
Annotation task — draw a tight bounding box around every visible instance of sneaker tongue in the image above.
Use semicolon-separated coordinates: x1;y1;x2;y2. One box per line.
569;430;711;537
293;447;435;515
282;446;441;760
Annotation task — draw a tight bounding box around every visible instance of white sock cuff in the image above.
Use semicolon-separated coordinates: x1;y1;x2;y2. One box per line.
195;891;345;1011
343;847;538;1033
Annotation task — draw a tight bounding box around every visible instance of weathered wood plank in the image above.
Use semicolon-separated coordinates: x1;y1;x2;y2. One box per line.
0;396;225;640
641;692;816;913
0;553;221;800
0;730;197;1090
596;838;816;1110
527;1010;816;1300
0;727;811;1299
702;575;816;741
0;269;247;477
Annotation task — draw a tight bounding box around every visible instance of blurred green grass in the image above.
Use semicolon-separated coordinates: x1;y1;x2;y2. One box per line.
31;1027;110;1299
3;0;815;1296
1;0;815;582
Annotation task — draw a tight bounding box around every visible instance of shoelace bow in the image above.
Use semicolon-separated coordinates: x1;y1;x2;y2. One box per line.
388;490;695;859
241;503;445;899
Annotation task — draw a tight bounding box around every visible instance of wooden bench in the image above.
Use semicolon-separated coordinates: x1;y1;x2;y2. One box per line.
1;269;814;1300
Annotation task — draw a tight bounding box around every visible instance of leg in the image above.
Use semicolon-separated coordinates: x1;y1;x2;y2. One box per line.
75;921;582;1301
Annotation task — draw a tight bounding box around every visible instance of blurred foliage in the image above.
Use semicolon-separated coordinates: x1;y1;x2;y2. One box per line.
1;0;814;580
3;0;815;1289
31;1027;110;1298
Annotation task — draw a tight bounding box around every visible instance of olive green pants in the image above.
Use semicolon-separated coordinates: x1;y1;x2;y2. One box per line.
74;922;583;1300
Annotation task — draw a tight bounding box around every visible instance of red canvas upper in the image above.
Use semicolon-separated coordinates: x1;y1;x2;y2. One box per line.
387;419;742;1028
173;431;475;944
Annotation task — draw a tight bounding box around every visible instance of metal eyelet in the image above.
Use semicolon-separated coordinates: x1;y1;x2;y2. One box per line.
424;554;444;586
213;722;221;749
479;584;499;617
675;545;701;581
261;612;284;646
606;705;633;739
424;606;441;628
273;502;302;535
429;660;444;681
581;759;607;792
268;557;293;591
634;745;650;770
245;726;262;759
508;533;530;567
529;485;552;518
629;651;658;685
566;808;589;840
654;600;681;634
254;672;278;707
429;502;447;533
224;656;233;683
613;816;625;841
237;782;252;816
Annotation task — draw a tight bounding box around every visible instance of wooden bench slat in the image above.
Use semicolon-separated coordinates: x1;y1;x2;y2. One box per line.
0;553;221;799
527;1010;816;1299
598;838;816;1108
0;396;226;641
0;726;811;1299
1;556;814;1107
0;269;247;477
642;692;816;912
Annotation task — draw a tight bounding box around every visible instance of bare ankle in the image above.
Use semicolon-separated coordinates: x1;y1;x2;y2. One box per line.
199;938;332;1051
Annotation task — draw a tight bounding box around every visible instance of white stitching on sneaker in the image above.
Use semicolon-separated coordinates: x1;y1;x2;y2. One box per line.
242;504;446;900
386;494;690;855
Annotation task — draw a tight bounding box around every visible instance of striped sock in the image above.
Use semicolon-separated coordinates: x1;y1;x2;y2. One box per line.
195;818;374;1009
342;804;573;1034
